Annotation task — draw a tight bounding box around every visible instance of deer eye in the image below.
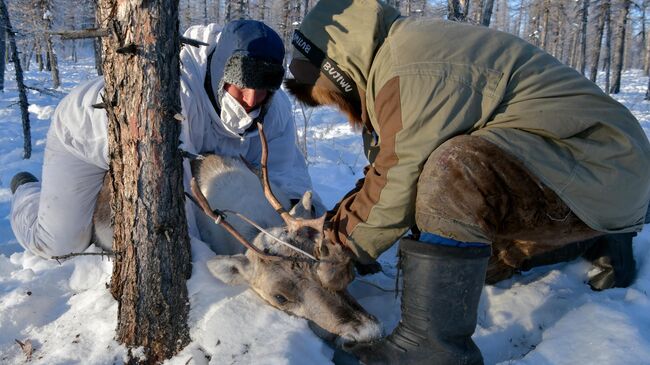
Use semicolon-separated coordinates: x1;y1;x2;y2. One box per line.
274;294;288;305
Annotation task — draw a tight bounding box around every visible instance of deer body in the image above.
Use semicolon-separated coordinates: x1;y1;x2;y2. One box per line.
92;153;382;345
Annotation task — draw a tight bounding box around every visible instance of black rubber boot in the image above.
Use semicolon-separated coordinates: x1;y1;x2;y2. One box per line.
583;232;637;291
335;238;491;365
10;172;38;194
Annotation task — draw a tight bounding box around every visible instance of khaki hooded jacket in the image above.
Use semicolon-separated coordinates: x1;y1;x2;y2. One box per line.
295;0;650;262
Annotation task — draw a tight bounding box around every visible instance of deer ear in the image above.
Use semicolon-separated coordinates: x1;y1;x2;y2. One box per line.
289;191;314;219
206;254;252;286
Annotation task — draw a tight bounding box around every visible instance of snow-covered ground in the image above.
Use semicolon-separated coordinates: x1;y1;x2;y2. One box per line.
1;60;649;365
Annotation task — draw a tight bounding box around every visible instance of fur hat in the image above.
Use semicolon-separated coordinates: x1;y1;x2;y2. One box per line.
221;52;284;91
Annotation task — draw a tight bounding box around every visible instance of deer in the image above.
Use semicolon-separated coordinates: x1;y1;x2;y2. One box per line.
91;123;383;346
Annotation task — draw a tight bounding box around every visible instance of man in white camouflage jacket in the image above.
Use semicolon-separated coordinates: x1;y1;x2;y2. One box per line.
10;19;323;259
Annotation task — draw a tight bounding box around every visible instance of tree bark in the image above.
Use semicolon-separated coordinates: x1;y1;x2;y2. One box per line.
0;5;5;92
448;0;469;21
579;0;589;75
36;41;44;71
590;0;609;82
97;0;191;363
539;0;550;50
610;0;631;94
0;0;31;159
44;31;60;88
604;2;612;92
641;0;649;75
481;0;495;26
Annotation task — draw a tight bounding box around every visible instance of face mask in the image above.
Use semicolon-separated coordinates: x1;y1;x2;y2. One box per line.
219;91;261;136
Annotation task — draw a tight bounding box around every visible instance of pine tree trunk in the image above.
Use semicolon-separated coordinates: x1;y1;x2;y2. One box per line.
539;1;550;50
448;0;469;21
44;34;60;88
569;29;580;68
22;42;33;71
93;0;103;76
203;0;208;24
258;0;266;20
469;0;483;23
610;0;631;94
36;43;44;71
514;0;525;37
97;0;191;363
482;0;494;26
604;3;612;92
0;8;5;92
225;0;232;22
579;0;589;75
0;0;30;159
641;0;649;75
589;0;608;82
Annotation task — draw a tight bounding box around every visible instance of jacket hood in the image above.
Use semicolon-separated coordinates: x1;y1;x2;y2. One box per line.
210;19;285;98
292;0;400;93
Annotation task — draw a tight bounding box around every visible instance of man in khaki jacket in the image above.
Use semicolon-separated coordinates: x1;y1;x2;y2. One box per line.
285;0;650;364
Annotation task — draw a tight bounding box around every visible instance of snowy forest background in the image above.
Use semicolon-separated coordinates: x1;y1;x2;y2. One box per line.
2;0;650;98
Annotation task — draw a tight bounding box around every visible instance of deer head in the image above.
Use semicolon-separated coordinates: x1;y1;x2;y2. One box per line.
205;190;381;345
197;122;381;345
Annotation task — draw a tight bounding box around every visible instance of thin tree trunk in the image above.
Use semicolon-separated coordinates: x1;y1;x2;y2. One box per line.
645;75;650;99
225;0;232;22
604;2;612;92
0;0;30;159
569;28;580;68
0;7;5;92
23;42;34;71
470;0;483;23
93;0;103;76
203;0;208;24
590;0;609;82
610;0;631;94
44;34;60;88
258;0;265;20
540;0;550;50
527;1;542;46
579;0;589;75
514;0;525;37
642;0;649;75
549;3;560;58
448;0;469;21
36;41;44;71
97;0;191;362
482;0;495;26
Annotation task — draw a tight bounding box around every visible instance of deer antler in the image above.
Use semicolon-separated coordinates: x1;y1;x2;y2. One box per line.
257;122;325;234
188;178;282;261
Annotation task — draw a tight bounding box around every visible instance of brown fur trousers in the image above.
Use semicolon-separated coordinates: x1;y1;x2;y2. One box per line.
415;135;603;283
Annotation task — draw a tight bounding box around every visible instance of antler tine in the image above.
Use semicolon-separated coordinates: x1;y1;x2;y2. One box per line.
257;122;325;234
258;122;298;230
189;178;281;261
